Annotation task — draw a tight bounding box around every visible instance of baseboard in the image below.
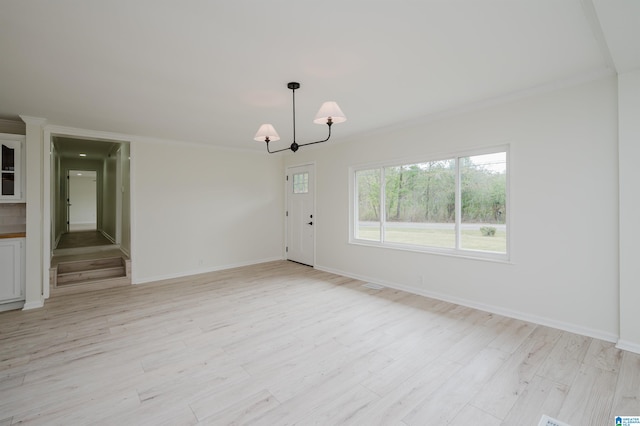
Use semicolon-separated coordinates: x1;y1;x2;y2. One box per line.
0;300;25;312
133;256;284;285
22;299;44;310
616;339;640;355
315;264;619;344
100;230;116;244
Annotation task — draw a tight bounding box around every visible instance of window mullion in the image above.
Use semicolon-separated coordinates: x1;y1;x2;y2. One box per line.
455;157;461;250
380;166;386;243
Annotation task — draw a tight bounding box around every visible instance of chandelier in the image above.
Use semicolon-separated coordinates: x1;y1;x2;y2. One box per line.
254;82;346;153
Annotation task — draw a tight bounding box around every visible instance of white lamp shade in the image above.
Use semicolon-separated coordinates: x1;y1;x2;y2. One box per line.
254;123;280;142
313;101;347;124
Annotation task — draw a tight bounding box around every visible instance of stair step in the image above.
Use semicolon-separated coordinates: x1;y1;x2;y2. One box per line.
57;257;123;274
57;265;126;286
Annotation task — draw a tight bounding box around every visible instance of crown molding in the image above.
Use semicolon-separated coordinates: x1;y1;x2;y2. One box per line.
19;115;47;126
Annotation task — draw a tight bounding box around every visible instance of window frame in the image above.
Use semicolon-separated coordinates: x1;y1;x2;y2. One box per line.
349;145;510;262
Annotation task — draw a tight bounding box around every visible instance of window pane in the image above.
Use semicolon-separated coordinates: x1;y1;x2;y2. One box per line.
460;152;507;253
355;169;380;241
384;160;456;248
293;172;308;194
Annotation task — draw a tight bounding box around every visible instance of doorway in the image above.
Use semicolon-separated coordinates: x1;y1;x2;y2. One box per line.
67;170;97;232
286;163;315;266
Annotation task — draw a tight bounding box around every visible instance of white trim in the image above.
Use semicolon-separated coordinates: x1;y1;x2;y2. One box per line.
100;229;116;244
616;339;640;355
133;256;283;285
43;124;265;155
19;116;47;127
315;263;619;344
22;299;45;310
0;301;25;312
42;125;133;300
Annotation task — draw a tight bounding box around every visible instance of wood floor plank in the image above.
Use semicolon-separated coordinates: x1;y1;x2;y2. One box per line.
350;358;463;425
470;334;556;420
402;347;509;425
557;364;617;426
537;331;591;386
609;351;640;418
0;260;635;425
450;404;502;426
501;374;570;426
197;389;281;424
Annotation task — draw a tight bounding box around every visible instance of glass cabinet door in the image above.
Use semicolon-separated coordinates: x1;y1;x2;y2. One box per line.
0;140;21;199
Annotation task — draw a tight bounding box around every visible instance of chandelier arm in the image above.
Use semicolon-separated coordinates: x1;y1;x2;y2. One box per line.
297;123;333;148
265;140;291;154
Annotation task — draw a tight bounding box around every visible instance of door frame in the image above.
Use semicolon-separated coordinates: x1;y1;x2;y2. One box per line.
42;125;134;299
285;162;316;267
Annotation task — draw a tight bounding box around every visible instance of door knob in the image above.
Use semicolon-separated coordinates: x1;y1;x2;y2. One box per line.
307;221;313;225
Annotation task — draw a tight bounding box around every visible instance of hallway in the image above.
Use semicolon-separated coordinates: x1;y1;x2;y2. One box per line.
56;230;112;250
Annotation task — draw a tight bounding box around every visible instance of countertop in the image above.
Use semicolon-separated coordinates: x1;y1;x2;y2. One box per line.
0;232;26;239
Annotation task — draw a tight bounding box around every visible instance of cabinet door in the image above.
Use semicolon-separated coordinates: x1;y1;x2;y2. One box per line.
0;239;23;302
1;140;22;200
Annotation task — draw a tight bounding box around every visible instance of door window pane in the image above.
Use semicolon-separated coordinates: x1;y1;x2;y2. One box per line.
293;172;309;194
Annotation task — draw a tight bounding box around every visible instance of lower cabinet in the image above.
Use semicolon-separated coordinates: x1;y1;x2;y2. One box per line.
0;238;25;308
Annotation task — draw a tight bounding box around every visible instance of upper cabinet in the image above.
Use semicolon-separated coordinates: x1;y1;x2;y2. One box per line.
0;134;25;202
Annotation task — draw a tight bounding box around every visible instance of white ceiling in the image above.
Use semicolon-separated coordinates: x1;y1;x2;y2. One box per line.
0;1;637;152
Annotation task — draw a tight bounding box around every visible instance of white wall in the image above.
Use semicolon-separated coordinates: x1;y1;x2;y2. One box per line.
285;76;620;342
618;69;640;352
132;141;284;283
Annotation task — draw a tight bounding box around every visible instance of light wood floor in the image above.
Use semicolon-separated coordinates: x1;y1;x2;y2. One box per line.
1;261;638;425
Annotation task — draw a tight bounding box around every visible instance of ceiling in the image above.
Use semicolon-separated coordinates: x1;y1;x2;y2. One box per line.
53;136;120;160
0;1;638;153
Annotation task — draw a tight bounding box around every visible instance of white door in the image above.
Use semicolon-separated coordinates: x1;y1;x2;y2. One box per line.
287;164;315;266
68;170;97;231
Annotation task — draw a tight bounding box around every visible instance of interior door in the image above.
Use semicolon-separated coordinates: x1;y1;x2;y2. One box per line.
67;170;97;232
287;164;315;266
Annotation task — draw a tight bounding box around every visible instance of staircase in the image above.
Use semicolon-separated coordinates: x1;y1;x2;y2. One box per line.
51;254;131;296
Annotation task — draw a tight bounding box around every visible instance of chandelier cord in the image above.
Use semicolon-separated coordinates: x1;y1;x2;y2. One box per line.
291;86;297;144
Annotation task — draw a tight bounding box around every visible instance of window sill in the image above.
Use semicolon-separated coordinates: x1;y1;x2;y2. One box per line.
349;238;512;264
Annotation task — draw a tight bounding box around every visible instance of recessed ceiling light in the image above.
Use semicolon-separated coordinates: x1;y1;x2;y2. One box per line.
77;173;82;176
79;153;87;157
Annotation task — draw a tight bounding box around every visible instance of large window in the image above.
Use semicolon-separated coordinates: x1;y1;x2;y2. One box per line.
352;147;508;260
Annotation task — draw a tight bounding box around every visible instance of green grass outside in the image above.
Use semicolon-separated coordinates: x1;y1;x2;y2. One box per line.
357;225;506;253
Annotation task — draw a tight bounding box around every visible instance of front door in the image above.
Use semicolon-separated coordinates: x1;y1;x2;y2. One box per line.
287;164;315;266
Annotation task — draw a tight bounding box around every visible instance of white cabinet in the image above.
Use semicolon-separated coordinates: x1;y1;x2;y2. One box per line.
0;238;25;304
1;134;25;202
